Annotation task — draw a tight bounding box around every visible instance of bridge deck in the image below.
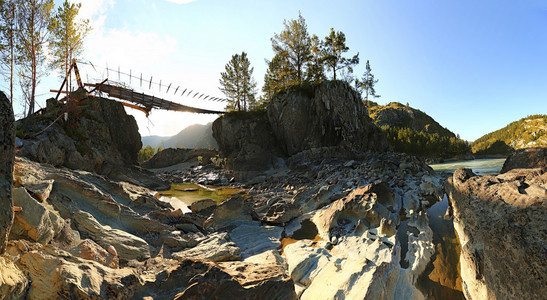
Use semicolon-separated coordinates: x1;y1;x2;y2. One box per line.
86;83;225;114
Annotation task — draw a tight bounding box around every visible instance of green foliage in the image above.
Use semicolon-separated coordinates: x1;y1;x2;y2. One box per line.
138;146;156;162
219;51;257;111
270;12;314;86
321;28;359;81
471;114;547;154
17;0;55;116
210;154;226;169
382;126;470;158
48;0;90;86
0;0;17;104
355;60;380;100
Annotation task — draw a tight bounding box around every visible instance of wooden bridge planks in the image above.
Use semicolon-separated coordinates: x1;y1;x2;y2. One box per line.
86;83;225;114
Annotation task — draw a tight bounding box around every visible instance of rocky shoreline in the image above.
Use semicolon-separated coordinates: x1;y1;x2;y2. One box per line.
1;84;545;299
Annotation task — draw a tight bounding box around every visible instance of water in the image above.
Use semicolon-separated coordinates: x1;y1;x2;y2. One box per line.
155;183;243;213
429;158;506;175
417;195;464;299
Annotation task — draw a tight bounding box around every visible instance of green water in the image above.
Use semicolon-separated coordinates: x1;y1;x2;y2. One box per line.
429;158;506;175
155;183;243;213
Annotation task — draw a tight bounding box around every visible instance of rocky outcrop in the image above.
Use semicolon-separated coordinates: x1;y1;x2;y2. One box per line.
16;93;167;189
212;82;389;178
0;91;14;254
446;168;547;300
267;81;389;156
141;148;218;169
212;111;286;179
501;147;547;173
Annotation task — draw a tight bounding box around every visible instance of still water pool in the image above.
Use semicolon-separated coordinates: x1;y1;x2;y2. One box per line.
155;183;244;213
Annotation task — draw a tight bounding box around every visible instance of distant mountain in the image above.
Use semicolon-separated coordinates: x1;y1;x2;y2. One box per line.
365;101;470;158
142;135;168;149
471;115;547;155
141;123;218;150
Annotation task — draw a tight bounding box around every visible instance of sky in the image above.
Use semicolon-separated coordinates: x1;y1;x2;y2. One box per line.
7;0;547;141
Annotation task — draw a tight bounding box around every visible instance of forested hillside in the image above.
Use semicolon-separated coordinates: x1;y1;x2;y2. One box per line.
366;101;470;158
471;115;547;155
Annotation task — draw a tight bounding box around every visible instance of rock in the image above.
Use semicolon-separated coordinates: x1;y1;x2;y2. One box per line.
263;201;299;225
204;196;256;231
0;256;28;298
189;198;217;213
73;210;151;262
267;81;389;156
446;167;547;300
134;259;297;300
15;94;169;189
10;243;138;299
9;187;65;245
212;111;285;180
0;91;14;254
68;239;119;268
172;232;240;262
16;174;53;202
501;147;547;173
229;222;284;259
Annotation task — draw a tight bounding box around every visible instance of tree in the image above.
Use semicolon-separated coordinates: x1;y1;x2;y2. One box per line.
48;0;90;93
0;0;17;106
262;53;291;102
270;12;313;86
322;28;359;81
219;51;256;112
355;60;379;101
17;0;54;117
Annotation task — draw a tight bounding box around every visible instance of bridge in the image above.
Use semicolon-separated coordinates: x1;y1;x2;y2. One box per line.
52;61;227;116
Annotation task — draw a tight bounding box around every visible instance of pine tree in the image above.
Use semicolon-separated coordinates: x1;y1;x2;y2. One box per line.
49;0;90;93
0;0;17;106
356;60;379;101
17;0;54;116
270;12;313;86
322;28;359;81
219;52;256;111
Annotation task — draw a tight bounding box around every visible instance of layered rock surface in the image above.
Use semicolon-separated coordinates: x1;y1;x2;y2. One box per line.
446;168;547;300
501;146;547;173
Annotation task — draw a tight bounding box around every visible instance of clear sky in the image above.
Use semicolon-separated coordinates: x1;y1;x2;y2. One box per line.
8;0;547;141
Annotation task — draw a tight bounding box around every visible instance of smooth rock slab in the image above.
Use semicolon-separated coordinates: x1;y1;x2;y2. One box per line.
9;188;65;245
73;210;151;262
172;232;240;262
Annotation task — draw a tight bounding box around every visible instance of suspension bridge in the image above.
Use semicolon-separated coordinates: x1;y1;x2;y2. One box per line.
51;60;227;116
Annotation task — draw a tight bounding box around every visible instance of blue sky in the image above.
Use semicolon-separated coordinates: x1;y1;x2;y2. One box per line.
14;0;547;140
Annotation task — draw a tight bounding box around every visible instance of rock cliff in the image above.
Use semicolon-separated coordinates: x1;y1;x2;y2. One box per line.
212;81;389;178
445;168;547;299
267;81;389;156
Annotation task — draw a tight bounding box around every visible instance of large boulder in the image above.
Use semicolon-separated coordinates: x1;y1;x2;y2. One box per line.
0;91;14;254
15;93;168;188
501;147;547;173
267;81;389;156
212;111;285;178
445;168;547;300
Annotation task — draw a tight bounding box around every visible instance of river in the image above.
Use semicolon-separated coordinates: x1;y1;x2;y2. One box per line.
429;158;506;175
417;158;506;299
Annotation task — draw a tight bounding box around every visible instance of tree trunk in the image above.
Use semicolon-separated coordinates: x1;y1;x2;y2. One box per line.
0;90;15;253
